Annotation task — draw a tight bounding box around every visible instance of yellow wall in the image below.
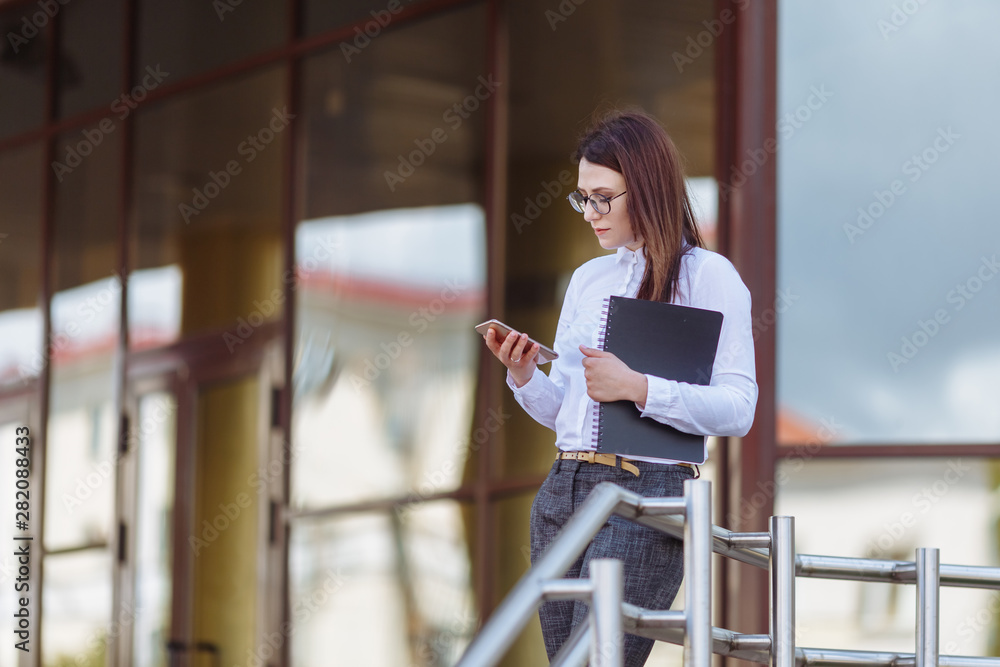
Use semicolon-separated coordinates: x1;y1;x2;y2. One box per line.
192;376;260;666
179;222;283;334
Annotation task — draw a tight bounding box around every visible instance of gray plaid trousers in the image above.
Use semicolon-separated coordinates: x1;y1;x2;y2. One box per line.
530;457;694;667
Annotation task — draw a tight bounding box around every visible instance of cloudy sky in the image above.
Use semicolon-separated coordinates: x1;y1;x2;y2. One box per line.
777;0;1000;443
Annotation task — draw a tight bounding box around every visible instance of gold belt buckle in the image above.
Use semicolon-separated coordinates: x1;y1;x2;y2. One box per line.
557;450;639;477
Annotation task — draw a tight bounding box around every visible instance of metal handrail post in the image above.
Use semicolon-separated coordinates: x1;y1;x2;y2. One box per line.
456;483;632;667
917;547;941;667
591;559;624;667
770;516;795;667
685;479;712;667
551;621;592;667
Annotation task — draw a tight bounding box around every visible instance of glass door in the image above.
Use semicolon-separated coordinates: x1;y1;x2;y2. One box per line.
119;335;282;667
115;373;180;667
128;384;178;667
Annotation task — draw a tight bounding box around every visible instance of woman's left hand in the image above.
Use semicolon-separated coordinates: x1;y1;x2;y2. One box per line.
580;345;648;406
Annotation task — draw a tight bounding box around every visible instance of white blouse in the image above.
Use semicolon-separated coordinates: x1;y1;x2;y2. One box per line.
507;245;758;464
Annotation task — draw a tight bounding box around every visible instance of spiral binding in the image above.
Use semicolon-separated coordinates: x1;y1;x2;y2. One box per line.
590;296;613;447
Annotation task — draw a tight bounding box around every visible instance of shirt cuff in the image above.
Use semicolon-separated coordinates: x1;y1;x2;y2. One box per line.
506;367;543;396
637;373;676;420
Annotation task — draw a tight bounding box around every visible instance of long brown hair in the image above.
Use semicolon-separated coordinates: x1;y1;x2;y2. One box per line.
573;109;704;303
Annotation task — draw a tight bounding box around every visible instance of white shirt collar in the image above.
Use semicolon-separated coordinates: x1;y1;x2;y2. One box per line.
615;245;646;266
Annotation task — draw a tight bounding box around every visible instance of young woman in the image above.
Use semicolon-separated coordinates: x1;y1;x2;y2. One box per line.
483;109;757;665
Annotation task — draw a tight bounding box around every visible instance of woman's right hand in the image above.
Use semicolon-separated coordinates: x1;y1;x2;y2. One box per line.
483;326;540;388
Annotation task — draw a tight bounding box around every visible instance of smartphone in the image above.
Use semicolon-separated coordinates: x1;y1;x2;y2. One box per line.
474;319;559;363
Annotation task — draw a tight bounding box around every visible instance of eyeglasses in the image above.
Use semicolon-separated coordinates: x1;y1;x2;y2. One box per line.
567;190;626;215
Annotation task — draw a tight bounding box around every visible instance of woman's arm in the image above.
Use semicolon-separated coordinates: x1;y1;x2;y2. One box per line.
505;366;565;430
640;370;757;437
638;253;758;437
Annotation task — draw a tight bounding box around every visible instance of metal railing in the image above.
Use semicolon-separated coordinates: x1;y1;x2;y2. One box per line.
457;479;1000;667
456;479;713;667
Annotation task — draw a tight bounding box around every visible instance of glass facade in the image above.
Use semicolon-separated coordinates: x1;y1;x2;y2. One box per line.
775;0;1000;659
288;6;488;660
775;457;1000;655
302;0;436;37
0;3;47;140
43;119;122;666
135;0;286;83
0;0;996;665
0;144;43;389
42;550;115;665
289;501;475;666
777;0;1000;445
290;4;488;511
57;0;124;119
131;391;176;667
130;66;286;347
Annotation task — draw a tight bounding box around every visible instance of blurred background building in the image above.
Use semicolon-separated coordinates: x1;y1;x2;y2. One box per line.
0;0;998;665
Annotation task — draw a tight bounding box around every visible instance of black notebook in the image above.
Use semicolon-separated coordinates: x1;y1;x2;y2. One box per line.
592;295;723;463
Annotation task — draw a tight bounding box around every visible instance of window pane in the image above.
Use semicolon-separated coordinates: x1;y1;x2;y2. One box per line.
132;392;176;667
291;5;488;510
136;0;284;84
777;0;1000;444
58;0;124;118
44;125;119;663
776;457;998;655
131;66;285;343
0;144;44;388
289;501;475;666
42;549;114;667
44;388;116;549
45;123;121;551
0;4;47;139
51;123;121;295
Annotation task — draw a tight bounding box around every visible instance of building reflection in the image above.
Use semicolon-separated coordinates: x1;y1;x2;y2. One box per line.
290;204;484;664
